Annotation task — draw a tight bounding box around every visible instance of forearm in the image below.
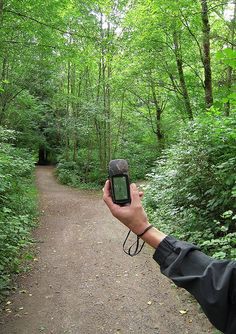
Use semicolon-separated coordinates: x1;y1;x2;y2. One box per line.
137;225;166;249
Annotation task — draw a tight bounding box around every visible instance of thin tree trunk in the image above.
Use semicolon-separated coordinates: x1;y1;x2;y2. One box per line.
114;91;125;155
0;57;7;124
201;0;213;108
71;64;79;162
97;12;106;172
173;31;193;120
0;0;3;24
95;49;102;166
84;139;93;182
65;60;71;161
150;79;164;147
102;37;106;171
106;21;112;163
225;0;236;116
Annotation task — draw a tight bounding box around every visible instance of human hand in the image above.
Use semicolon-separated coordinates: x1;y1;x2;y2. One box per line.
103;180;150;235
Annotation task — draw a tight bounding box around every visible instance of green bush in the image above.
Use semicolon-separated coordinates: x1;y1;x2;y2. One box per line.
144;112;236;259
0;127;37;296
56;160;101;189
56;141;158;188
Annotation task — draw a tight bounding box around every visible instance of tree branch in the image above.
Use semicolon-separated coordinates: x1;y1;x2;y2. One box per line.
4;9;93;40
182;60;205;88
9;88;25;101
179;9;204;64
2;40;58;49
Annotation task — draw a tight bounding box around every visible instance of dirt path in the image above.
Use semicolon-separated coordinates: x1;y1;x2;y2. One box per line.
0;166;214;334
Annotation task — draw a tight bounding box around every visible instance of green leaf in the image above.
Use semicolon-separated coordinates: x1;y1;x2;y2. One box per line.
221;210;233;219
2;207;12;214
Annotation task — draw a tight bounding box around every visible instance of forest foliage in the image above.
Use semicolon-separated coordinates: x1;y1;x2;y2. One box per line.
0;0;236;291
0;127;37;295
144;112;236;259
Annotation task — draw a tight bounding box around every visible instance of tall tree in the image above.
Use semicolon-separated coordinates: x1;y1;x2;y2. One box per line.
0;0;3;21
225;0;236;115
173;30;193;120
200;0;213;108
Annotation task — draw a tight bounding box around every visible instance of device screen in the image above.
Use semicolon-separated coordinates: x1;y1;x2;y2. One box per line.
113;175;129;201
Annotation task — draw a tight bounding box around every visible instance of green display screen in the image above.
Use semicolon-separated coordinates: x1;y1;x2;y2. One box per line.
113;176;128;201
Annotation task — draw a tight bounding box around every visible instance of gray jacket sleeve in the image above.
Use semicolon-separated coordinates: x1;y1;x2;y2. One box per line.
153;236;236;334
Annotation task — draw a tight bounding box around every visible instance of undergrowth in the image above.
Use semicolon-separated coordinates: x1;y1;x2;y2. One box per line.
0;127;38;300
144;112;236;260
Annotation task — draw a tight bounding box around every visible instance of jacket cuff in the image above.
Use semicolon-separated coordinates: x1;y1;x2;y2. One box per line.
153;235;200;269
153;235;178;267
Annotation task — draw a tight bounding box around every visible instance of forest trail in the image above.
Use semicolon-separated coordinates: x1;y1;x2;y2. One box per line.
0;166;214;334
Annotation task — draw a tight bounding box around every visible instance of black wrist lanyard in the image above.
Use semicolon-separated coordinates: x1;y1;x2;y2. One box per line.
123;225;153;257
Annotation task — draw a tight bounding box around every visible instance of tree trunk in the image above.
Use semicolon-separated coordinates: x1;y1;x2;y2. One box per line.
173;31;193;120
106;21;112;164
101;35;107;172
225;0;236;116
95;40;103;170
0;57;7;124
98;12;107;172
72;137;78;162
114;91;125;155
150;79;164;148
0;1;8;124
201;0;213;108
71;63;79;162
0;0;4;23
65;60;71;161
95;13;114;173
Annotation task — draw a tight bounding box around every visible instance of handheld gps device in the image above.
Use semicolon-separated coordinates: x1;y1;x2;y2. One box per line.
108;159;131;205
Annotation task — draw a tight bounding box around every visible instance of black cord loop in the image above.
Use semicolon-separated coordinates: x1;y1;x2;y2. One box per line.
123;225;153;257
